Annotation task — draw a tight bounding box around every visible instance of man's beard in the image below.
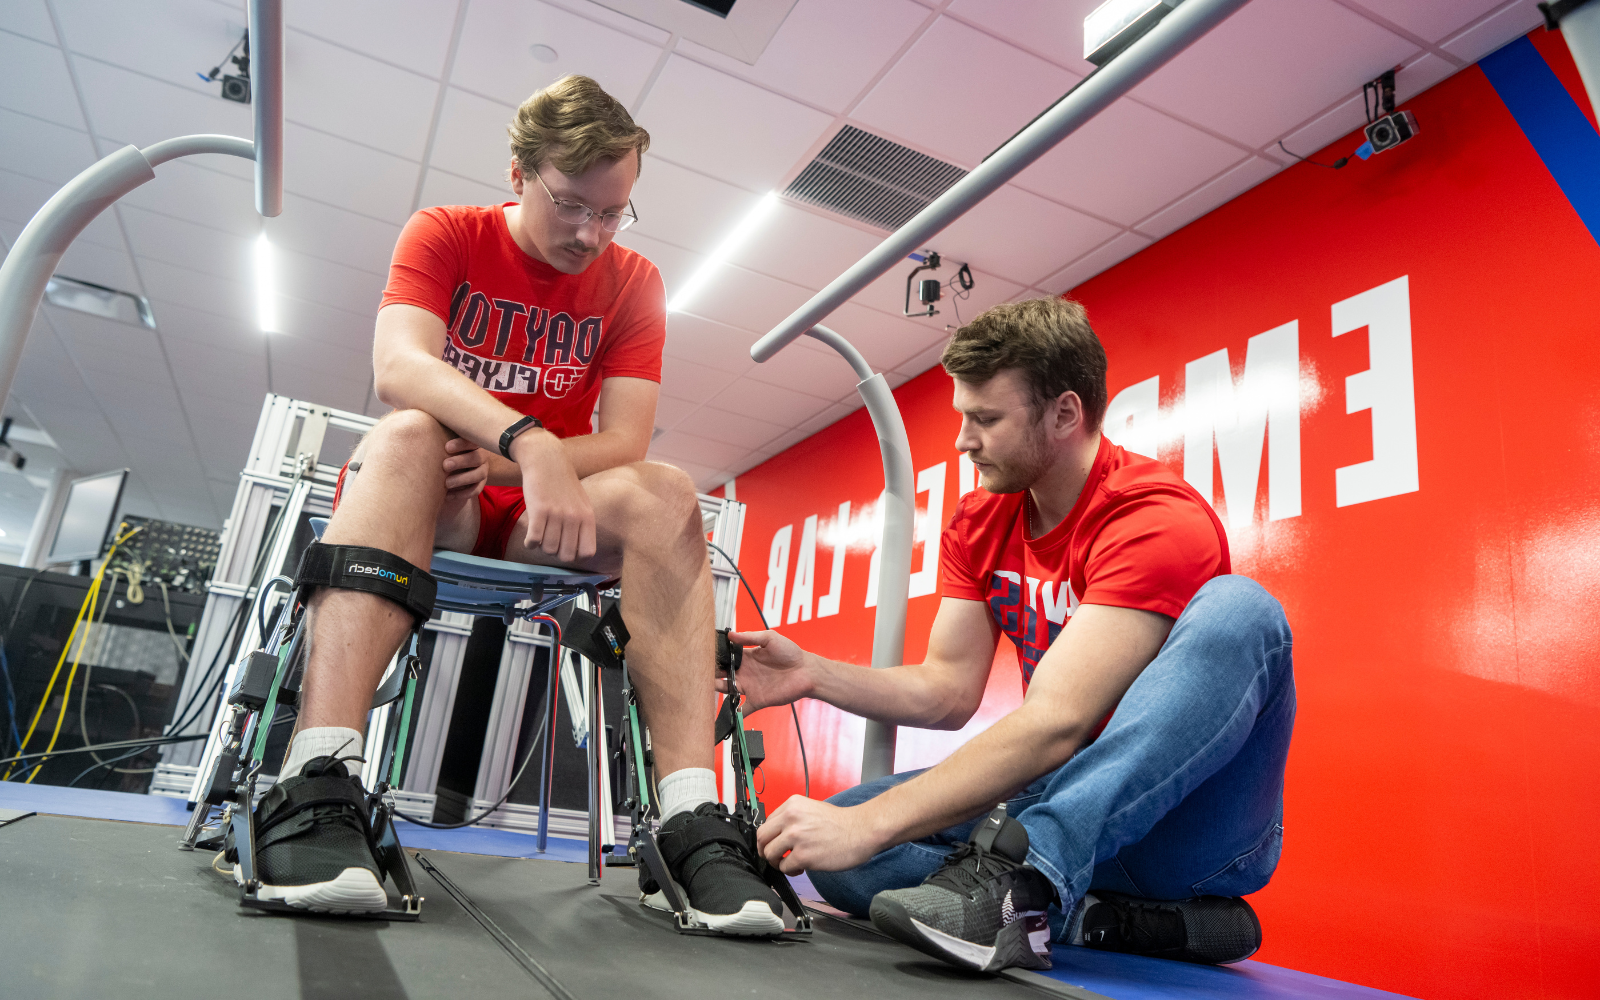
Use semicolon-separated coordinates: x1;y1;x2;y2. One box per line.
974;424;1051;494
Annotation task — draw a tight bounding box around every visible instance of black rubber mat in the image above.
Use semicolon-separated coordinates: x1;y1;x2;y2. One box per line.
0;812;1098;1000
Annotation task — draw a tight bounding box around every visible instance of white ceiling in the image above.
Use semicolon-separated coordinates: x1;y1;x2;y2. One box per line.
0;0;1542;547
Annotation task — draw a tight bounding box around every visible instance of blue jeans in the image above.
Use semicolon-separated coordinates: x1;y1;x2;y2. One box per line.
809;576;1295;940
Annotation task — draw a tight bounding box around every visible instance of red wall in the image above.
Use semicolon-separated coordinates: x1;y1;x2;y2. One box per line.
724;32;1600;999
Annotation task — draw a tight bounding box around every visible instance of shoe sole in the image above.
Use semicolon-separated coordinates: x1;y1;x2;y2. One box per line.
870;894;1052;973
641;891;785;936
234;864;389;914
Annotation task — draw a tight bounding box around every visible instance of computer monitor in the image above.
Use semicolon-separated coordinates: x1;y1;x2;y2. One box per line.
47;469;129;565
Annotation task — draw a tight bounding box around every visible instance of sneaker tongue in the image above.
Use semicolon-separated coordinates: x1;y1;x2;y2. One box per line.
990;817;1030;864
301;754;358;779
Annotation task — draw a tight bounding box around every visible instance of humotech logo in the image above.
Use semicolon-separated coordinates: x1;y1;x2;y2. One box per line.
349;563;408;586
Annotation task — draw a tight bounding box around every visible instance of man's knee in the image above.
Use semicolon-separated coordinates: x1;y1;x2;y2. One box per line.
359;409;449;462
1184;576;1291;648
613;462;701;534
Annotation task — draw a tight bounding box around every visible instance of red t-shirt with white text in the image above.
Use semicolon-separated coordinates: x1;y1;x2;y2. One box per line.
941;436;1230;690
379;203;666;441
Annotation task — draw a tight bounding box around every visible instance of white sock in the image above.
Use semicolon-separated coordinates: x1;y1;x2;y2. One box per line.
281;727;365;783
657;767;718;822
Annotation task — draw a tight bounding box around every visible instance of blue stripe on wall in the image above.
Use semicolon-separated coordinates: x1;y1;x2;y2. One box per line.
1480;35;1600;246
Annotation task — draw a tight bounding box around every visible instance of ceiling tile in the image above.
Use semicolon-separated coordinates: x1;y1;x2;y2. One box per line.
1274;53;1459;167
53;0;245;91
731;201;883;291
268;359;367;414
793;400;857;438
0;106;97;185
933;183;1121;286
707;376;834;427
169;343;269;400
650;453;730;492
852;15;1079;167
147;298;262;355
0;29;87;130
451;0;663;108
675;0;929;114
672;404;786;449
73;57;253;152
944;0;1099;74
2;1;58;44
276;121;421;226
745;337;863;403
269;332;369;377
121;204;251;282
651;392;698;430
1340;0;1507;45
1038;231;1153;295
672;264;814;337
649;429;749;469
1013;99;1249;226
117;160;263;242
275;247;388;318
663;312;758;375
1441;2;1543;64
269;193;402;275
285;0;458;79
417;168;510;211
273;298;375;356
853;264;1024;333
1132;155;1280;241
282;32;437;160
658;354;739;404
55;237;142;291
1131;0;1419;149
428;88;519;189
822;301;948;375
894;338;949;380
640;56;834;191
43;307;173;382
136;256;253;328
629;158;763;258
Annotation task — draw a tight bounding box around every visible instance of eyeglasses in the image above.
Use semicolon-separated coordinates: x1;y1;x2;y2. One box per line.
531;169;639;233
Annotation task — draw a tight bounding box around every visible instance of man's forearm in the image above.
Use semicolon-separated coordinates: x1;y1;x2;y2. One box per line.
806;655;979;730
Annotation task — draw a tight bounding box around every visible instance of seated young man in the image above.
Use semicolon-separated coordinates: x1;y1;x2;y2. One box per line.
736;297;1297;970
244;75;786;935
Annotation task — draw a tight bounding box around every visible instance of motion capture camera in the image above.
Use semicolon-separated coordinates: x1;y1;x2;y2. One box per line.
919;277;942;307
1364;110;1418;154
220;73;251;104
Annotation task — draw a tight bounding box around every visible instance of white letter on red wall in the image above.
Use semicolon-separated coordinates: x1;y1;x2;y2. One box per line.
764;524;791;626
1183;321;1302;528
787;515;818;624
816;501;849;618
1104;375;1161;459
1333;275;1419;506
908;462;947;599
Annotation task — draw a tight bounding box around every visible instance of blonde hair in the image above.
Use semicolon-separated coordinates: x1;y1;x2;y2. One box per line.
507;74;650;178
940;297;1108;429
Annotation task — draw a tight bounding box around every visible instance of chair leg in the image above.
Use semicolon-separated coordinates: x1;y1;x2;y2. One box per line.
535;644;561;853
587;652;603;883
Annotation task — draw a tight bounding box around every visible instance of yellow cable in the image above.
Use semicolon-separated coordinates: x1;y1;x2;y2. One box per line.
5;524;141;781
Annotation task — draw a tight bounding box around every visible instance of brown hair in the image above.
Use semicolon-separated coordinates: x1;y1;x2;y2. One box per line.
507;74;651;178
940;296;1108;429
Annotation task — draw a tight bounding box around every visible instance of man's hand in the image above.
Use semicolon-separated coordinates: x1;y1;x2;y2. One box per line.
511;430;596;563
721;630;814;712
442;437;489;498
757;797;884;875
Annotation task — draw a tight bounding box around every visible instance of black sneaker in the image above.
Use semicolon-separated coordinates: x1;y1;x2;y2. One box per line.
225;755;387;914
869;806;1058;972
1080;891;1262;964
646;802;785;936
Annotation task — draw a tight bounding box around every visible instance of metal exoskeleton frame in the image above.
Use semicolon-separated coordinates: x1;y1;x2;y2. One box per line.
568;608;812;937
176;586;427;920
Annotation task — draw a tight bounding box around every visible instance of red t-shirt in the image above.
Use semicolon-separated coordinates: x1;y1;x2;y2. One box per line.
941;436;1230;690
379;203;666;440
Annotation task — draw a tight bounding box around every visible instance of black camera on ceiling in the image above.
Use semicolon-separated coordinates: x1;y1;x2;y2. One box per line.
918;278;941;306
1364;110;1418;153
220;74;251;104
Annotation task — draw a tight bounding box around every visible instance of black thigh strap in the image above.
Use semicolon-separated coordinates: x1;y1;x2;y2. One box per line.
294;542;437;625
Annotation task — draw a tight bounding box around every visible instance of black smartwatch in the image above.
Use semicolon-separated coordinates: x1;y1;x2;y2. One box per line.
499;415;543;459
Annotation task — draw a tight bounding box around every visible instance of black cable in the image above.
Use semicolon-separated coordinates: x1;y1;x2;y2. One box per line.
706;541;809;799
0;732;205;769
1277;140;1348;170
0;572;40;758
67;743;154;788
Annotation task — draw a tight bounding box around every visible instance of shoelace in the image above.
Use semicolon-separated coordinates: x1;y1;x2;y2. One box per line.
926;841;1023;895
1110;899;1185;951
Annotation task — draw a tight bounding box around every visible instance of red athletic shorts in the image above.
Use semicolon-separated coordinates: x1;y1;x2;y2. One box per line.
333;462;522;559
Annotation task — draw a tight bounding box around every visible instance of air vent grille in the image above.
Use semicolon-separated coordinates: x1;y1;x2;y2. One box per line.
783;126;968;231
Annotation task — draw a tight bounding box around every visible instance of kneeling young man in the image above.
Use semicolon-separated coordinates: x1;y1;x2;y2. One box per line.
738;297;1297;969
247;75;786;935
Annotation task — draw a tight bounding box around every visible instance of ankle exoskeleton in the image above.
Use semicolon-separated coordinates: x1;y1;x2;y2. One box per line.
558;606;812;937
178;541;436;921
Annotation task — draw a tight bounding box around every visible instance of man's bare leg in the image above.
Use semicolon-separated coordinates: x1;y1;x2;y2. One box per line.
288;410;470;761
505;461;717;777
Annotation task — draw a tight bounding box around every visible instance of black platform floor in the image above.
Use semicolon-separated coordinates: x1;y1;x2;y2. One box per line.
0;812;1096;1000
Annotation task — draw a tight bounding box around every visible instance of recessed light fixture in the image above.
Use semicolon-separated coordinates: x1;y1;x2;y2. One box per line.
667;192;778;314
254;233;279;333
1083;0;1179;66
529;43;558;63
43;276;156;328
